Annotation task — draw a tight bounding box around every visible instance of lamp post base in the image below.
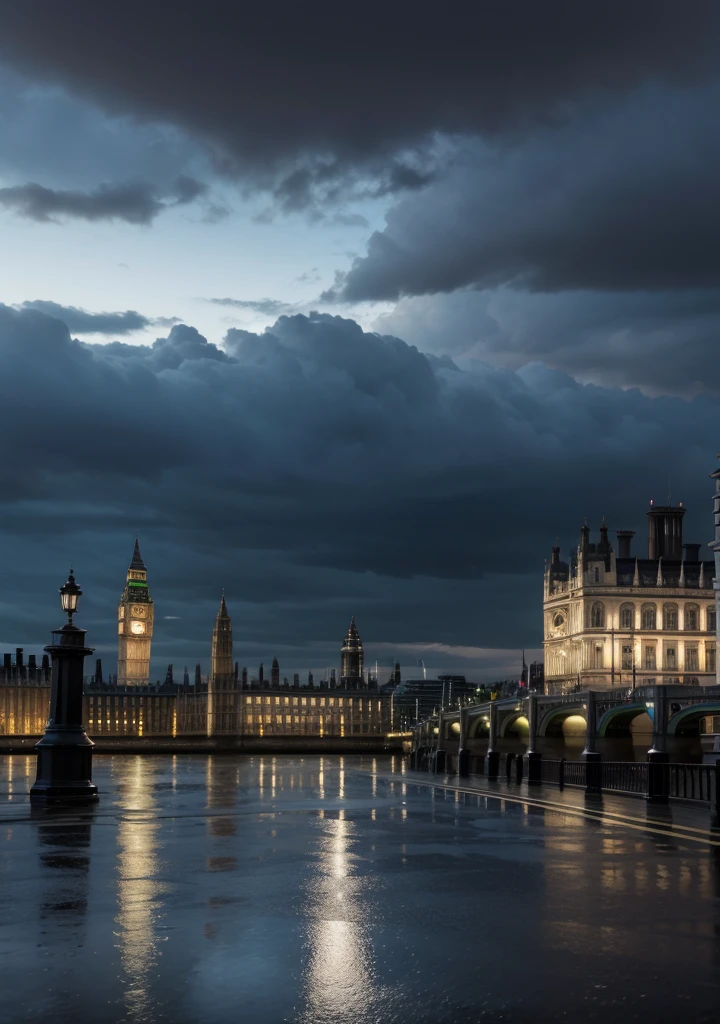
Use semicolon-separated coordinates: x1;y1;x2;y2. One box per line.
30;730;98;805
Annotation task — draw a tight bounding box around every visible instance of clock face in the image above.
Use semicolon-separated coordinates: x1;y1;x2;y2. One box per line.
131;620;146;635
131;605;146;618
551;611;568;637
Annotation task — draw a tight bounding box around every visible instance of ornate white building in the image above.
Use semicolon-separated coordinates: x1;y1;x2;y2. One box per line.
544;499;716;695
712;460;720;684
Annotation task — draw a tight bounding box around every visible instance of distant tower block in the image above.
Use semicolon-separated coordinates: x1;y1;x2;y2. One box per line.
117;538;154;686
208;592;236;737
271;656;280;688
341;616;364;689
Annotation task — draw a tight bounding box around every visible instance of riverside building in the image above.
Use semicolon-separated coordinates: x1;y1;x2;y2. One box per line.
544;498;716;695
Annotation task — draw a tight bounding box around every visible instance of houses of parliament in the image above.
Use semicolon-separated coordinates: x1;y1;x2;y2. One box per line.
0;539;393;741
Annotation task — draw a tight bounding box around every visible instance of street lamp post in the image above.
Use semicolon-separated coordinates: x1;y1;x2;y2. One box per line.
30;570;98;805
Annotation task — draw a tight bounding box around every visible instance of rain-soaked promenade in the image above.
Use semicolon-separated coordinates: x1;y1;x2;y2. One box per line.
2;754;720;1023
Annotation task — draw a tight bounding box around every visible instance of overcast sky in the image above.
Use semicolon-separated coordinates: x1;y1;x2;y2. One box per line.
0;2;718;682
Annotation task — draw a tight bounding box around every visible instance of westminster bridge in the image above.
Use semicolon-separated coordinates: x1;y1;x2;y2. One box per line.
411;684;720;807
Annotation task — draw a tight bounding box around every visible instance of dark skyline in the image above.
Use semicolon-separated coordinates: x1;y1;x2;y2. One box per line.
0;3;718;678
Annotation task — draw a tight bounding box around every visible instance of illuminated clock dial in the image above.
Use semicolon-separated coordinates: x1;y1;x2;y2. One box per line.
131;620;146;635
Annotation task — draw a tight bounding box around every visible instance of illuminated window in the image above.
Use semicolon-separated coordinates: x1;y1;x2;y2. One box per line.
641;603;657;630
589;602;605;628
619;604;635;630
663;604;678;630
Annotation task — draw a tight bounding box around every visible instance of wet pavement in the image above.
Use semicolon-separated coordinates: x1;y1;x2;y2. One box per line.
2;754;720;1023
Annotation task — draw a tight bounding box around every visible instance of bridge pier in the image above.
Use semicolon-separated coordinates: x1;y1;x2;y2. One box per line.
457;707;470;777
582;691;602;794
485;702;500;779
524;693;542;785
647;686;669;804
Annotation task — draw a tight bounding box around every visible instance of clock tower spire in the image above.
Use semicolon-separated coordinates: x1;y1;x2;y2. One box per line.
117;537;154;686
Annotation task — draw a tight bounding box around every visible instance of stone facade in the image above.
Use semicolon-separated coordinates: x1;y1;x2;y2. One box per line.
340;616;364;687
117;539;154;686
207;593;237;736
711;460;720;685
544;503;716;695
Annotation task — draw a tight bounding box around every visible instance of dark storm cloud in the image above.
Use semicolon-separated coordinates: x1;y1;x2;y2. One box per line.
0;176;207;224
0;304;717;669
20;300;151;335
207;298;295;316
334;86;720;301
0;2;718;184
376;287;720;396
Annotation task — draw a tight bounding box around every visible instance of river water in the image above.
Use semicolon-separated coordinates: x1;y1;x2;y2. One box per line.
1;753;719;1023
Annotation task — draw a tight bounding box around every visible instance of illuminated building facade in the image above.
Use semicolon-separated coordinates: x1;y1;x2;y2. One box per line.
711;461;720;684
340;617;364;688
207;592;237;736
544;502;716;694
117;539;154;686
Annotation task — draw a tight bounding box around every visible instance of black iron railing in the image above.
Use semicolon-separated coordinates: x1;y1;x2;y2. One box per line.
601;761;649;795
669;763;716;803
562;760;587;788
540;758;564;786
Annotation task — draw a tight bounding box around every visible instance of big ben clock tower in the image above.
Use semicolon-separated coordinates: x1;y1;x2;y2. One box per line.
117;538;154;686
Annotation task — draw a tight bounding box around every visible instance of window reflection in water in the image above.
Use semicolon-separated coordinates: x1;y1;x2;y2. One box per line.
115;760;163;1024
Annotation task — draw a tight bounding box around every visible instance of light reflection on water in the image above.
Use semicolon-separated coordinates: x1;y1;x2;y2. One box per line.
114;759;165;1024
298;814;378;1024
4;755;720;1023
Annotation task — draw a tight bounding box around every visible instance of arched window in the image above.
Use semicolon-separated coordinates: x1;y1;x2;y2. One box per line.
641;603;656;630
619;603;635;630
684;604;699;631
663;603;678;630
590;601;605;628
708;606;717;633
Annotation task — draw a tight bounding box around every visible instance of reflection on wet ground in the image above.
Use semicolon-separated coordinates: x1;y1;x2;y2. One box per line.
1;754;720;1022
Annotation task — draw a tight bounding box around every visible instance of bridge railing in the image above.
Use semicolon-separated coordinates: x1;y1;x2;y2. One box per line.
487;756;719;805
601;761;649;795
668;763;716;803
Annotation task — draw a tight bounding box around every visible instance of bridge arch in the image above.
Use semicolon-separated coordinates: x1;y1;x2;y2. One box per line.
537;704;586;738
467;715;490;739
597;703;649;738
499;713;529;739
667;702;720;736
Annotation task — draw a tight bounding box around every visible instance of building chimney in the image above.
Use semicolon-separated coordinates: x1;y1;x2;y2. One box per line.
616;530;635;558
647;503;685;560
682;542;701;563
